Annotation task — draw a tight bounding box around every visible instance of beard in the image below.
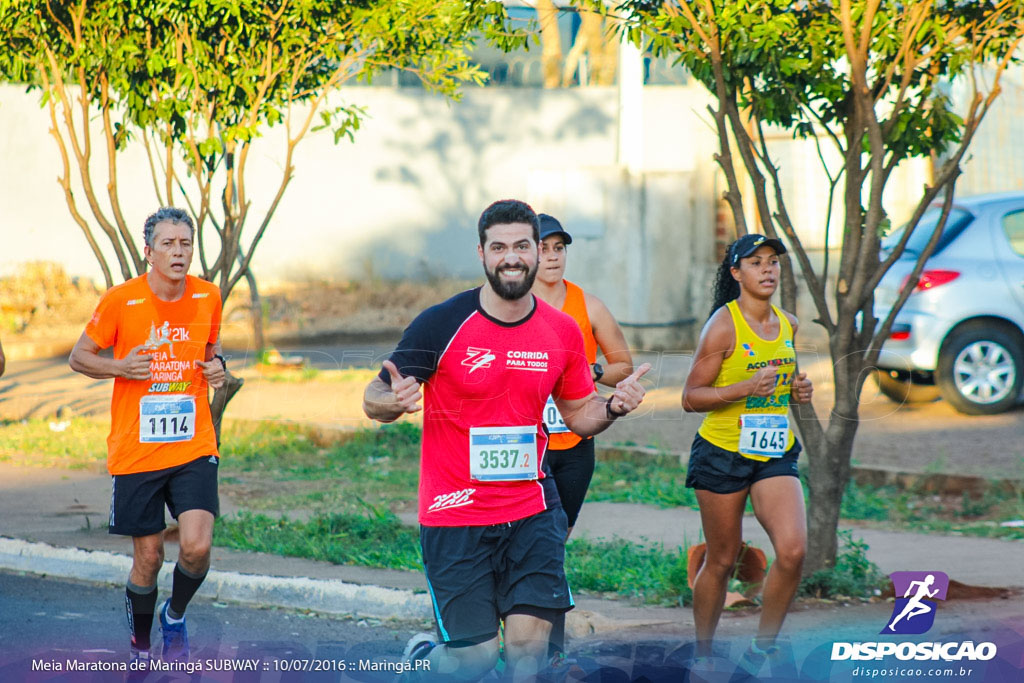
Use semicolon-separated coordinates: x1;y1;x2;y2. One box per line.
485;260;538;301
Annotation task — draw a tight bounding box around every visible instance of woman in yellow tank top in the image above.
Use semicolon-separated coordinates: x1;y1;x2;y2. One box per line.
681;234;815;664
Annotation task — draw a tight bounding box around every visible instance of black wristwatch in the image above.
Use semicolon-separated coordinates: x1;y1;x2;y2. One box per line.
213;353;227;369
592;363;604;382
605;396;625;419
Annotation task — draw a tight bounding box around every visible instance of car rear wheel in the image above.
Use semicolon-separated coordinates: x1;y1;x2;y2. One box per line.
872;370;941;404
937;324;1024;415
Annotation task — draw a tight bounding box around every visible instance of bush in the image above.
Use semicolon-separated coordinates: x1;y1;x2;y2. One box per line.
799;530;887;599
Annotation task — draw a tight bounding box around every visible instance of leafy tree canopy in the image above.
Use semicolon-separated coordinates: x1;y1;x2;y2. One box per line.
0;0;525;290
622;0;1020;169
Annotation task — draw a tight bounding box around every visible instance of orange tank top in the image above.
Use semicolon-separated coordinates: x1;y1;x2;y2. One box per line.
549;280;597;450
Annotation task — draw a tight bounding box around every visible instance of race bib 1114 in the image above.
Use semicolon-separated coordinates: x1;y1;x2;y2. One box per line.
139;394;196;443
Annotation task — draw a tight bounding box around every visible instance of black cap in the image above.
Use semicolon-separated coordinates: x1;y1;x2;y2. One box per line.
729;233;786;266
538;213;572;245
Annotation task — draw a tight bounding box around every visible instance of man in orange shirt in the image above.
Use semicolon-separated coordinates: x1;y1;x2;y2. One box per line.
70;207;226;666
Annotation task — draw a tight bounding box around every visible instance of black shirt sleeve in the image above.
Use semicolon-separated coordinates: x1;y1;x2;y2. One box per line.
378;289;478;386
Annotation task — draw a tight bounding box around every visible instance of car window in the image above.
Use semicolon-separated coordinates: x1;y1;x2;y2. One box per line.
1002;210;1024;258
881;208;973;257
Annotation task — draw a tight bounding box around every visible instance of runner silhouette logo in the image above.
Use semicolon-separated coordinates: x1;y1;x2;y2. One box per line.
882;571;949;635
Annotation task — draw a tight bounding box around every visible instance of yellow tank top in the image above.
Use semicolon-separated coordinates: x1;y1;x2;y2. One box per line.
697;300;796;460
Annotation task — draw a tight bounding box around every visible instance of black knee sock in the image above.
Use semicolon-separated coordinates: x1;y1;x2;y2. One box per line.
548;611;566;659
126;582;158;651
168;563;207;619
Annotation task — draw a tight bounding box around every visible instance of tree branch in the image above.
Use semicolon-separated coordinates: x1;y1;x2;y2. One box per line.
99;72;144;274
39;63;114;288
753;117;835;333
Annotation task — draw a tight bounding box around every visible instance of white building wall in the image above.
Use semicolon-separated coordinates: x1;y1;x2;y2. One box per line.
0;83;718;346
4;72;1016;347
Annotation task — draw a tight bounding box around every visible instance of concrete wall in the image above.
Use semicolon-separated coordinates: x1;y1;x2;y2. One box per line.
0;83;719;348
4;72;1017;350
949;65;1024;196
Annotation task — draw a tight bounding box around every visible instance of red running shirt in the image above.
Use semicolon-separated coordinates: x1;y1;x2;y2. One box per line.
380;288;594;526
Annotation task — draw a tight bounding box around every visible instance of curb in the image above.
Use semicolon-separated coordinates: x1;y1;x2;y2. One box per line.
0;537;431;621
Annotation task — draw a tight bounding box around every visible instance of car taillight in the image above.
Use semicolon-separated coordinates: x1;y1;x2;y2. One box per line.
888;323;912;341
900;269;960;293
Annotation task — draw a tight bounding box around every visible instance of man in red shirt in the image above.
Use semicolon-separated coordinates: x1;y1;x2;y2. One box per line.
70;207;226;666
363;199;650;680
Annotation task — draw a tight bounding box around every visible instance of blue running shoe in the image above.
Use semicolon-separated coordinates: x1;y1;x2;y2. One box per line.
158;599;189;663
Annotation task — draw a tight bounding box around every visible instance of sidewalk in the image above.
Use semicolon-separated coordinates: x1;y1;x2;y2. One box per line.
1;460;1021;637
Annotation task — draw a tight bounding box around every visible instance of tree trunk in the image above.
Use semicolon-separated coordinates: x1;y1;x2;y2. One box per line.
245;268;266;356
536;0;562;89
210;369;244;446
805;419;859;570
803;344;863;571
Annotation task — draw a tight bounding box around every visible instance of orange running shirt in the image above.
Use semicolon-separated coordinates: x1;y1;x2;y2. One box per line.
548;280;597;450
86;275;222;475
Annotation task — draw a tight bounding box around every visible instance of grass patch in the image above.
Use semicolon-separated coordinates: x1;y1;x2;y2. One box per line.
215;508;423;570
219;420;421;512
566;538;692;606
221;419;420;472
824;477;1024;541
588;450;698;509
8;414;1022;550
590;449;1024;539
799;530;888;600
215;507;695;605
0;417;108;469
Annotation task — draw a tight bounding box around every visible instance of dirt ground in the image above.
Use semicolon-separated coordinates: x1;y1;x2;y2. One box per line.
1;264;1021;481
3;347;1022;486
0;264;474;353
601;353;1024;480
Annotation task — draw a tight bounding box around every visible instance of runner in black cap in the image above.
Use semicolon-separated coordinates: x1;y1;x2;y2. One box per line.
531;213;634;537
681;233;814;668
531;212;634;666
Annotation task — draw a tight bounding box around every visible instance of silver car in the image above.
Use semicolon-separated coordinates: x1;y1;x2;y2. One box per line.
873;192;1024;415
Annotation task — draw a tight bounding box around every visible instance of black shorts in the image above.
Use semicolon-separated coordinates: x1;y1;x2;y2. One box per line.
685;433;801;494
545;438;595;528
419;506;573;645
109;455;220;537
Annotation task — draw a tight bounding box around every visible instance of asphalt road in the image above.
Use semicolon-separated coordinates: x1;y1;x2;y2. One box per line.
4;568;1022;683
0;570;423;682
